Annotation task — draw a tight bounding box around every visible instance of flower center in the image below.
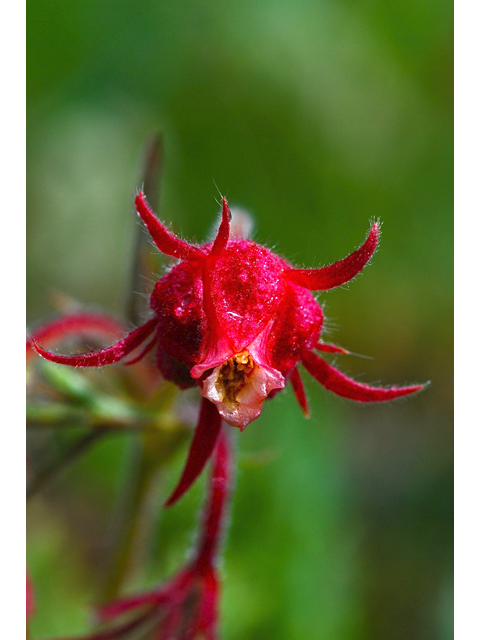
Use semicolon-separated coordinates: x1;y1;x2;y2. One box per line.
216;350;255;405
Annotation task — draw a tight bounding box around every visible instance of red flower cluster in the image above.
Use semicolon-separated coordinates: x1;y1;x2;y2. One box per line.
33;192;424;505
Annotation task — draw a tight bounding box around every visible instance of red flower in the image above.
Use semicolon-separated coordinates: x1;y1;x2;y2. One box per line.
33;192;424;505
73;430;231;640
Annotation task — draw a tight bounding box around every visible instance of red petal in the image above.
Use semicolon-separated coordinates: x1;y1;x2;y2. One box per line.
302;350;424;402
164;398;222;507
290;367;310;417
135;191;205;261
209;197;231;258
284;222;379;290
32;318;158;367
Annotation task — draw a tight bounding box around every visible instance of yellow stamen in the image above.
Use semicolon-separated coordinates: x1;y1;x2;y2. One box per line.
216;350;255;405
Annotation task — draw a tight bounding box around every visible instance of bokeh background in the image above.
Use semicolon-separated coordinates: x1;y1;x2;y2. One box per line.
27;1;453;638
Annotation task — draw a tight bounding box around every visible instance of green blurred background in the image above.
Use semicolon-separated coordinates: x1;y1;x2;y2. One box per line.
27;0;453;638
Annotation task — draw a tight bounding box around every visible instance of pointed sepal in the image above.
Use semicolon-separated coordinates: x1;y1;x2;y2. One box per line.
32;318;158;368
135;191;205;261
315;342;350;355
27;312;126;362
164;398;222;507
290;366;310;417
302;349;425;402
284;222;379;290
209;197;231;258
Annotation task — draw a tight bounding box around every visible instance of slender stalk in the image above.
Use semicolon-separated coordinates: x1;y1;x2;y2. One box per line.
26;429;108;499
98;432;165;603
126;133;164;326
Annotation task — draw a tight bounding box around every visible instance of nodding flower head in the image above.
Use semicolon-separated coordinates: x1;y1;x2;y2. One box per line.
33;191;425;505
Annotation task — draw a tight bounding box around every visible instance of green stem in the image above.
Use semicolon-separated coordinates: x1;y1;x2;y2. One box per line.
26;429;108;499
98;432;165;602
